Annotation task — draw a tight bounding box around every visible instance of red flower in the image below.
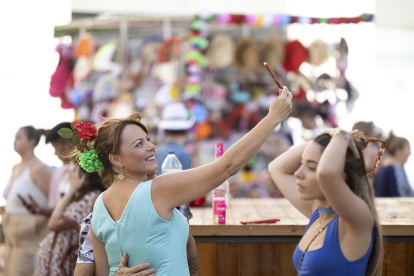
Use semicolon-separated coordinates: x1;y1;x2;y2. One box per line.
73;121;97;140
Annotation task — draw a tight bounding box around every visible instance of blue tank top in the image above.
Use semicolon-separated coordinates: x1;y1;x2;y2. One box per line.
293;209;374;276
92;180;190;276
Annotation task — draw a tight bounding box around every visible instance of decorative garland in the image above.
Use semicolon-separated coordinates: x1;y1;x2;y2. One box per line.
213;13;374;27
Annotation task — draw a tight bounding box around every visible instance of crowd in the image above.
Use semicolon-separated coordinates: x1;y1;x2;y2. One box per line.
1;87;412;276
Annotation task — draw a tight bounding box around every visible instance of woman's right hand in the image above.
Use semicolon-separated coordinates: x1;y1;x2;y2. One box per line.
116;253;155;276
268;86;293;123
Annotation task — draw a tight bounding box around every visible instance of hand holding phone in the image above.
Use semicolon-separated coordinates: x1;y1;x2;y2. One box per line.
17;194;37;214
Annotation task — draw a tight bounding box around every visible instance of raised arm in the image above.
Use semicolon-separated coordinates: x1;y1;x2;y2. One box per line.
316;129;373;232
152;87;292;215
268;141;315;218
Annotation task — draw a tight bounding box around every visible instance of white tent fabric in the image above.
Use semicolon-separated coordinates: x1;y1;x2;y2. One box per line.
72;0;374;18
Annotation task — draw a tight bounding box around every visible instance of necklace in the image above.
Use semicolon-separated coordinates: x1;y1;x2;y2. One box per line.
318;205;336;215
298;218;334;275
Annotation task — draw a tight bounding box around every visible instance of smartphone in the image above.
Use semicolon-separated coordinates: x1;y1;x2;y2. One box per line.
17;194;36;213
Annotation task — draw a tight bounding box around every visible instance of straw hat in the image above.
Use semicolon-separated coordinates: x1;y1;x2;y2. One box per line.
257;38;285;71
206;34;235;69
159;102;195;130
308;39;329;66
234;38;258;70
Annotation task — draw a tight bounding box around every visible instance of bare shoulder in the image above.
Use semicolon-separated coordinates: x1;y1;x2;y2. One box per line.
31;161;52;174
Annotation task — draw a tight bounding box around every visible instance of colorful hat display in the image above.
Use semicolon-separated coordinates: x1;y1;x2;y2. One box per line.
257;38;285;71
308;39;329;66
234;38;258;70
206;34;235;69
282;40;307;72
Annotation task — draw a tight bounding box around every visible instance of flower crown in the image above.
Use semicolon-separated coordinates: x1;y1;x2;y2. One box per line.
58;121;104;173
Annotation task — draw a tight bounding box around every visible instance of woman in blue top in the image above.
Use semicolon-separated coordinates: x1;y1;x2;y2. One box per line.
269;128;383;276
71;87;292;275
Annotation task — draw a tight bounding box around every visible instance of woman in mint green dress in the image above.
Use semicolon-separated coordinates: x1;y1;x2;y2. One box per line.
72;87;292;276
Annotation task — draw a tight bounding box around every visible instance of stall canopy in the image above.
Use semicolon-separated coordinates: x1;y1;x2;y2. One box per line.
71;0;374;18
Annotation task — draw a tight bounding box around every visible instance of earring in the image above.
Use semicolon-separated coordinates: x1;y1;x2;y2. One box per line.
117;166;125;181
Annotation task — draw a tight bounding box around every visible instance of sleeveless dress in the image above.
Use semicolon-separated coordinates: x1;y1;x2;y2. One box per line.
3;160;50;276
293;209;375;275
92;180;190;276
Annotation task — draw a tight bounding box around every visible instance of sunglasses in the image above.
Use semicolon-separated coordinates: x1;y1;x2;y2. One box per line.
360;137;387;176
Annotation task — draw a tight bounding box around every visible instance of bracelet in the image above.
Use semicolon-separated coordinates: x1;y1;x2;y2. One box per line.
334;130;349;142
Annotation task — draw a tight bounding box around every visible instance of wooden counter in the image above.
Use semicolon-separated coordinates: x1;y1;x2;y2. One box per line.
190;198;414;276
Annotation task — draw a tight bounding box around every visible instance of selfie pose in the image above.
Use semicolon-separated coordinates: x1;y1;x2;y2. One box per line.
69;87;293;275
269;128;383;275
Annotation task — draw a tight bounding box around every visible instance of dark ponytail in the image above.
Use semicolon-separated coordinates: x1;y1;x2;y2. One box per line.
21;126;47;147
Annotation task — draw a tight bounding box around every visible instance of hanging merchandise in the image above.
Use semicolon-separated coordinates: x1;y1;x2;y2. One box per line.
74;33;95;58
108;92;136;118
206;34;235;70
308;40;330;66
93;43;121;73
49;44;74;109
257;38;285;72
211;13;374;27
282;40;307;72
93;74;119;103
234;38;258;71
73;55;93;81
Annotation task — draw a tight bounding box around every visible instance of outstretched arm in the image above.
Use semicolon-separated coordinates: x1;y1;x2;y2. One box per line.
152;87;293;219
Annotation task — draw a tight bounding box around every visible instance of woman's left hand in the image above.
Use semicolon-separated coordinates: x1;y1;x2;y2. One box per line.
68;165;86;193
322;128;361;162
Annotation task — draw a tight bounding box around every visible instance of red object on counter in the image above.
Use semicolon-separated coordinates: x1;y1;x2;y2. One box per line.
240;219;280;225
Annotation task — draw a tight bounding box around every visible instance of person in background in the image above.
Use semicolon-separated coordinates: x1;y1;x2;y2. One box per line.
295;104;329;141
2;126;52;276
374;132;413;197
23;123;75;217
33;162;105;276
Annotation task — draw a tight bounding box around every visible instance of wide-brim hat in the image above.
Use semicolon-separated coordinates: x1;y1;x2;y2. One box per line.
159;102;196;130
74;55;93;81
258;38;285;71
206;34;235;69
234;38;258;70
282;40;307;72
308;39;329;66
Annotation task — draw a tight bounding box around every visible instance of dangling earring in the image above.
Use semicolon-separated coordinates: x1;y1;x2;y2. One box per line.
117;166;125;181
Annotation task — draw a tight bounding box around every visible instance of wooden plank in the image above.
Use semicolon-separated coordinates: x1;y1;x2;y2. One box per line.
190;198;414;236
259;243;280;276
238;243;260;275
382;241;387;276
408;243;414;276
217;243;238;276
279;243;297;276
197;243;217;276
385;243;407;276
